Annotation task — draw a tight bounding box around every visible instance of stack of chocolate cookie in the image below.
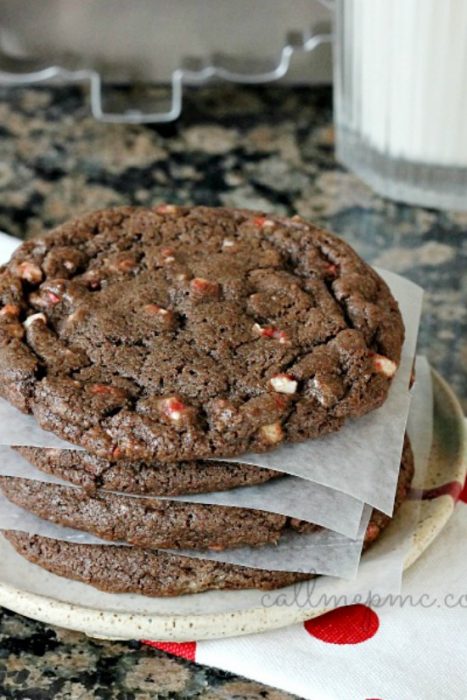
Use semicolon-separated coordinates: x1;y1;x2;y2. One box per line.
0;205;412;596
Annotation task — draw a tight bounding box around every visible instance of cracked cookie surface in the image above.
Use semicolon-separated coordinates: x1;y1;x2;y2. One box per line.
0;206;404;462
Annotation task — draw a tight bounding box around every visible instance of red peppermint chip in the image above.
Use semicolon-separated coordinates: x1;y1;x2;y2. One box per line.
142;640;196;662
304;604;379;645
47;291;61;304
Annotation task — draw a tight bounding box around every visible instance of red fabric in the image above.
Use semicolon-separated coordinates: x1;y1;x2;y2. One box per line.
304;604;379;645
458;476;467;504
142;640;197;662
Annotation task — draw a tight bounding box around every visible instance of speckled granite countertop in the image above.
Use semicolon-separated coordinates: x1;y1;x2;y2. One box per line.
0;84;465;698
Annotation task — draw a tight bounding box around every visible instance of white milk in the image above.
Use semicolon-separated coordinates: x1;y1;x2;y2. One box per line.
334;0;467;208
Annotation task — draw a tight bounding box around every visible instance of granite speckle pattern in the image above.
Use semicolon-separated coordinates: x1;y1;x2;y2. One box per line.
0;84;465;698
0;608;297;699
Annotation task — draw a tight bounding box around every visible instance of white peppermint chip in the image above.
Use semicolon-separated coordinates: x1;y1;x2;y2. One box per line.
270;375;298;394
260;422;284;444
373;354;397;378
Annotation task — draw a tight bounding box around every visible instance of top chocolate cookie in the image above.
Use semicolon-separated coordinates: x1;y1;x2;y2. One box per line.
0;205;404;462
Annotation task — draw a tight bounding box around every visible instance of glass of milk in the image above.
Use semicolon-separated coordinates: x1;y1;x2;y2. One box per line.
333;0;467;210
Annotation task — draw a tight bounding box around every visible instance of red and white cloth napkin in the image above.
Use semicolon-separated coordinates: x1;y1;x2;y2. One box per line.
145;472;467;699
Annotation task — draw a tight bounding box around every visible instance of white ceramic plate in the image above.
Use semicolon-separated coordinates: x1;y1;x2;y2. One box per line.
0;370;464;641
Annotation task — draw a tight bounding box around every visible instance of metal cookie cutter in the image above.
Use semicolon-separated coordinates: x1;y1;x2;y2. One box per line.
0;26;332;124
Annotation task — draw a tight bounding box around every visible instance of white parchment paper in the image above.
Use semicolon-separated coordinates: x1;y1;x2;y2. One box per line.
0;269;422;517
0;447;364;537
0;489;371;577
339;355;433;599
0;356;433;612
169;479;364;537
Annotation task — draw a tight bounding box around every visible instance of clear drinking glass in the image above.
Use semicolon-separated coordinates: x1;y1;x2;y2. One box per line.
333;0;467;210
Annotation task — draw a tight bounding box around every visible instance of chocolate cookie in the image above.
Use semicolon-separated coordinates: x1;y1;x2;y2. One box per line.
13;446;282;496
3;531;311;596
0;438;414;552
0;206;404;462
0;476;294;550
